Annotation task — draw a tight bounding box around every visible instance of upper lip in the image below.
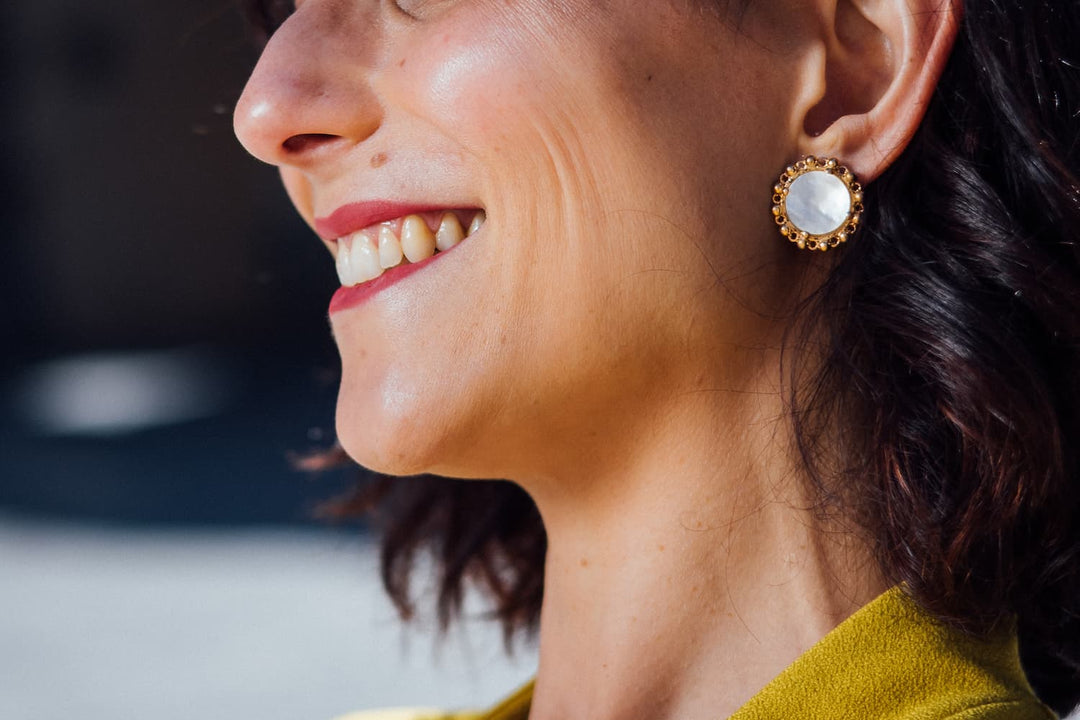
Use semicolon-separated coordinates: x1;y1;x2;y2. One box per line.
314;201;460;242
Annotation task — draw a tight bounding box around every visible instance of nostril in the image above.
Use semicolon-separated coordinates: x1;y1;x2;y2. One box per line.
281;133;341;155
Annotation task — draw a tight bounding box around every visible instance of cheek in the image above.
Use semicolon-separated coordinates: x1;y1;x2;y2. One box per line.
386;5;570;147
280;168;314;226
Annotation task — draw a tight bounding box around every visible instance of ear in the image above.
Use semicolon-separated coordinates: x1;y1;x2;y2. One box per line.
788;0;962;183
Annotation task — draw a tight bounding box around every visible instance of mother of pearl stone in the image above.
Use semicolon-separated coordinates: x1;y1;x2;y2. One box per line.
785;170;852;236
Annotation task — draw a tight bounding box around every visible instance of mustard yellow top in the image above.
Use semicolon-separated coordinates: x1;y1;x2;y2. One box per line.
336;587;1055;720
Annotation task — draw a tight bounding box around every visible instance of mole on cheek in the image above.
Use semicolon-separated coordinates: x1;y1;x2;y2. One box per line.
370;152;389;168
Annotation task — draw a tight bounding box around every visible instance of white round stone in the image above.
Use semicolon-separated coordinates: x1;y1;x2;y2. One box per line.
785;171;851;236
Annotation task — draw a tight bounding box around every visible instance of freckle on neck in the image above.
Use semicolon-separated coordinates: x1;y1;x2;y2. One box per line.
370;152;388;168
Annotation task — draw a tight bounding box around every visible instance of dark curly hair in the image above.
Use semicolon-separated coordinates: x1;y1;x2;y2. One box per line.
793;1;1080;713
241;0;1080;713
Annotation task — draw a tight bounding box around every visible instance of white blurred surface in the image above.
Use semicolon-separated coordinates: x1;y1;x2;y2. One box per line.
11;349;236;437
3;517;1075;720
0;517;537;720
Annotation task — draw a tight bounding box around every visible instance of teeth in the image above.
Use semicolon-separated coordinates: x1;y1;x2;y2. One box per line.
335;241;354;286
335;210;484;287
351;230;383;283
468;210;486;236
378;224;404;269
435;212;465;252
401;214;436;263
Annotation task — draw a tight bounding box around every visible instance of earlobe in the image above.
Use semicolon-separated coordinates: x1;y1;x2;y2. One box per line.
795;0;962;183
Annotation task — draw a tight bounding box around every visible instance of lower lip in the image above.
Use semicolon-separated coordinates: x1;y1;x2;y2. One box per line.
328;245;457;315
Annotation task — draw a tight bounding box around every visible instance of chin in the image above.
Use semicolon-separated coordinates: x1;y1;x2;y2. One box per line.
334;375;516;481
334;384;432;477
328;298;514;479
333;358;485;478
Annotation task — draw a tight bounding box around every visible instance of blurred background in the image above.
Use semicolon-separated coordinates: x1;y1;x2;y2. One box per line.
0;1;535;718
4;2;1075;719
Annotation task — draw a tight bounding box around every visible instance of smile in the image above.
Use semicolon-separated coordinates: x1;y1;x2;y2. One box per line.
333;210;486;287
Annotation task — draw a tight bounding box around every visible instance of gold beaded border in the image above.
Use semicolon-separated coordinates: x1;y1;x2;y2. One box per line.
772;156;863;252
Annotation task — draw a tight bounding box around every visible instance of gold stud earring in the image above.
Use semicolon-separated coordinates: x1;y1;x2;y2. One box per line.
772;156;864;251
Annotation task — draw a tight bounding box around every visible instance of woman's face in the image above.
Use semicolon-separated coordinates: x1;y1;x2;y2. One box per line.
235;0;802;481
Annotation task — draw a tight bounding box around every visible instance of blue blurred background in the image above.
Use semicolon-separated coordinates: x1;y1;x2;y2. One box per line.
0;2;535;717
0;0;349;525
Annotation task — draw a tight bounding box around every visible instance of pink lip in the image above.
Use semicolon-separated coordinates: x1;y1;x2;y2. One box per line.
315;201;451;241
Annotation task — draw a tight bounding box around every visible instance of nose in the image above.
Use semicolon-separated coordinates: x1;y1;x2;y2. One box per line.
233;3;383;169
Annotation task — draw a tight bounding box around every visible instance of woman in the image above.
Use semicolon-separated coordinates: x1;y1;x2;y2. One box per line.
233;0;1080;717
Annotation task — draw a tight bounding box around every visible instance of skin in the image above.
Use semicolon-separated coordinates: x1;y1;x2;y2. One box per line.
234;0;959;717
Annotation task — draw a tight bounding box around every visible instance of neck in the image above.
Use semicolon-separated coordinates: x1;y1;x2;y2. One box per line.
523;362;887;720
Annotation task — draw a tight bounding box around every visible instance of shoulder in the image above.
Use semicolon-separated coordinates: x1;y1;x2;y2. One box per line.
730;588;1056;720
